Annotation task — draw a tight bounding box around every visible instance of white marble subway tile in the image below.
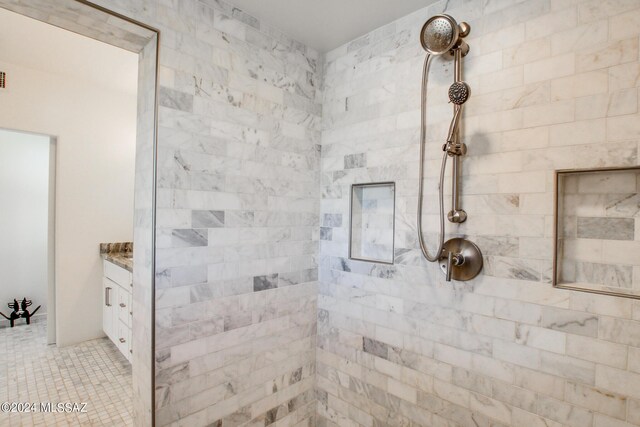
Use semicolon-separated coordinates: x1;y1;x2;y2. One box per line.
609;62;640;92
563;238;603;263
576;37;639;72
596;365;640;400
522;100;575;127
503;81;552;111
550;70;607;101
512;407;563;427
157;287;191;309
607;114;640;142
539;351;596;384
518;237;554;260
522;145;580;171
608;89;639;117
594;414;637;427
575;93;608;120
515;324;565;353
578;0;639;24
601;240;640;265
566;382;627;420
536;395;594;427
470;392;512;425
540;306;598;337
484;256;543;281
515;366;566;401
569;291;633;318
476;23;526;55
566;334;628;370
549;118;606;146
493;339;541;370
524;54;575;84
629;346;640;374
599;316;640;347
478;65;525;92
609;10;640;40
497;170;547;193
503;37;551;68
525;7;577;40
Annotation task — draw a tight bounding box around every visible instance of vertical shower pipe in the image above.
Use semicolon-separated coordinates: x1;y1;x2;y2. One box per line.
448;48;467;224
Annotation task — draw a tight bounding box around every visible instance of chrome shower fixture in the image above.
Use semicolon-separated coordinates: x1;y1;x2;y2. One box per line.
416;14;482;282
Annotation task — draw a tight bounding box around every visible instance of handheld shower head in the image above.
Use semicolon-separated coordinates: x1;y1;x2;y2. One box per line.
420;14;470;55
448;81;470;105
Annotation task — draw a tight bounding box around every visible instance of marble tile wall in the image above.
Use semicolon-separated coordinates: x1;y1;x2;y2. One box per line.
318;0;640;426
559;169;640;296
131;34;158;426
88;1;321;425
7;0;640;426
141;0;322;424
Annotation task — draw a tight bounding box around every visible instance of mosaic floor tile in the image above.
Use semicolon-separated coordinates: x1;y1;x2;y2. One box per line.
0;320;133;426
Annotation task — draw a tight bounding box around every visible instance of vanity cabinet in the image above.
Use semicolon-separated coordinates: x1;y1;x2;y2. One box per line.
102;260;132;363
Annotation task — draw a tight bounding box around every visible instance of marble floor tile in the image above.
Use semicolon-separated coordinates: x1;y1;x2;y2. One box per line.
0;320;133;426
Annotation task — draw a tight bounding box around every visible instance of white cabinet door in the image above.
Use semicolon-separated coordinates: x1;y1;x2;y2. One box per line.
103;260;133;363
102;278;116;340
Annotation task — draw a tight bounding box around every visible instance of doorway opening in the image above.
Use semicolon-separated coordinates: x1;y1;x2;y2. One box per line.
0;129;55;341
0;0;159;425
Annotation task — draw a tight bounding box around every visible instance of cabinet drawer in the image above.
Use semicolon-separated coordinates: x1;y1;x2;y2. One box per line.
116;320;130;358
117;289;131;327
104;260;132;289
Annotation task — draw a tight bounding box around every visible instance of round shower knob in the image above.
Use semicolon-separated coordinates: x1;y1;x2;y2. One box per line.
439;238;483;281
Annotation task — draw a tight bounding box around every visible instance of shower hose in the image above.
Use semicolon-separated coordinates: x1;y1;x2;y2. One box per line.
417;53;449;263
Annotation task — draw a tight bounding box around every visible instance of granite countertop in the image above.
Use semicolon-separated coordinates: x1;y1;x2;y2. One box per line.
100;242;133;272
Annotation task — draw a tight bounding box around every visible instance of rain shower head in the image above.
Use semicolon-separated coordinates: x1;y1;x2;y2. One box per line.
420;14;470;55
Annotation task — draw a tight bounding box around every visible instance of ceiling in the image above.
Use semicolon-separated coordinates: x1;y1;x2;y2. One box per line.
0;8;138;95
226;0;436;52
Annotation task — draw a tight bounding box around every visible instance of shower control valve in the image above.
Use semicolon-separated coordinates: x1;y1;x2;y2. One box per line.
439;238;483;282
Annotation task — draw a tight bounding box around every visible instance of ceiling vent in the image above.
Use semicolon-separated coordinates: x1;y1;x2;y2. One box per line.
0;71;5;89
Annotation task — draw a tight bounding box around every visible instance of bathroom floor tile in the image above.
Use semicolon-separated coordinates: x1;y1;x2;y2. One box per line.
0;320;133;426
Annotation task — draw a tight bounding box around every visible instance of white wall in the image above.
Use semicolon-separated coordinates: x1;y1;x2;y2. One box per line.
0;59;137;346
0;129;50;322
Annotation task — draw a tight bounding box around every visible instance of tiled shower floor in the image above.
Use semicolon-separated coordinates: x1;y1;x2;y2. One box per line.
0;320;133;426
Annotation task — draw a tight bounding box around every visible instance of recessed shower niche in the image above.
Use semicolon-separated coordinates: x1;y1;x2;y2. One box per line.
349;182;395;264
554;166;640;299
